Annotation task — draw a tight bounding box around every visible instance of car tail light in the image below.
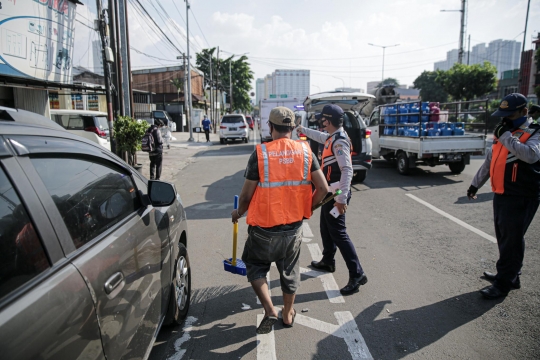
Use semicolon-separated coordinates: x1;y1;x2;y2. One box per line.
220;125;227;129
365;129;371;138
352;151;358;156
85;126;107;138
240;125;247;129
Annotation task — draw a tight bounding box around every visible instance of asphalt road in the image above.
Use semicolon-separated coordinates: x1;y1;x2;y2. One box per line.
149;128;540;360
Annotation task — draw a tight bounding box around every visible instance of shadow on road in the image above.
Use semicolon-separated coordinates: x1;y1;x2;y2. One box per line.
184;170;245;220
195;143;254;157
315;290;504;359
454;192;494;204
360;160;464;190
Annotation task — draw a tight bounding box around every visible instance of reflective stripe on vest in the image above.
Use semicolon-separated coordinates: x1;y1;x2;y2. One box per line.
490;128;534;194
246;139;313;228
322;131;351;182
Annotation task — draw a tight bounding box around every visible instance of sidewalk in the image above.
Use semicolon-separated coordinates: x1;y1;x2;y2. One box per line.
136;130;220;182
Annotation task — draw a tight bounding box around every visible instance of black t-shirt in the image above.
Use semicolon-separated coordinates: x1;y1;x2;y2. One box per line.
244;150;321;181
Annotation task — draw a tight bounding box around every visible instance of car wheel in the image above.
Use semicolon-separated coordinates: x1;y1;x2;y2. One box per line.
353;170;367;183
397;152;410;175
164;243;191;326
220;138;224;144
449;160;466;174
244;137;248;143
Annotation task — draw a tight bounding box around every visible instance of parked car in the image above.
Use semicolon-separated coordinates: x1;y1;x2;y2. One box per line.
245;115;254;130
219;114;249;144
50;109;111;150
303;91;376;182
153;110;176;131
0;106;191;359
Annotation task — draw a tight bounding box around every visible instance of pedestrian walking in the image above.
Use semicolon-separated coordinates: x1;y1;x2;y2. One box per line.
202;114;212;142
297;104;368;295
468;93;540;299
148;119;164;180
231;107;328;334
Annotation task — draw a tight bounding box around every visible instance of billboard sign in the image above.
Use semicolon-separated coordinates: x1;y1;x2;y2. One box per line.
0;0;77;84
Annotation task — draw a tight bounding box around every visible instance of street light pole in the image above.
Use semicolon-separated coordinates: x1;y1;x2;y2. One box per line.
441;0;467;64
185;0;194;141
333;76;345;90
311;84;321;93
368;43;400;82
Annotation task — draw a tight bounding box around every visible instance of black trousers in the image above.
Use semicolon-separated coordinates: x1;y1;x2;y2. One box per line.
493;194;539;291
320;190;364;278
149;153;163;180
204;129;210;141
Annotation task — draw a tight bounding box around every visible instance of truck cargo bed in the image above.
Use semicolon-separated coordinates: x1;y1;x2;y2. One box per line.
379;134;485;157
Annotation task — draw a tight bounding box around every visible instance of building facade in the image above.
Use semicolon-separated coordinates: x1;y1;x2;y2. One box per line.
258;70;310;101
518;33;540;99
255;78;264;105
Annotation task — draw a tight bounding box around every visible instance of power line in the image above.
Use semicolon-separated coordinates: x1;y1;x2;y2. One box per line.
132;0;184;54
130;47;180;62
190;7;210;48
76;18;96;30
148;0;187;52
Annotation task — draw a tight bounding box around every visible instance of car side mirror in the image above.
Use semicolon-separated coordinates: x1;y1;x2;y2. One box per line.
148;180;176;207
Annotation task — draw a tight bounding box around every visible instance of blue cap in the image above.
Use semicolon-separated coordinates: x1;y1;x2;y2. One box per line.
314;112;322;120
491;93;528;117
321;104;344;120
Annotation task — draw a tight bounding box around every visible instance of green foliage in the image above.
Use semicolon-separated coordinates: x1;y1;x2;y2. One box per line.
113;115;148;157
377;77;400;87
196;48;254;112
435;62;497;101
535;48;540;67
535;85;540;99
170;78;183;94
413;71;449;103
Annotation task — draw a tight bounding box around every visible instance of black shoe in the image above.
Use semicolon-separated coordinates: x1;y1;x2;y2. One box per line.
340;273;368;295
311;260;335;273
480;285;508;299
483;271;521;289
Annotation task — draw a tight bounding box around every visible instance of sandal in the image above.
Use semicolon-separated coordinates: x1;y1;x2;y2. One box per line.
257;316;278;334
282;309;296;328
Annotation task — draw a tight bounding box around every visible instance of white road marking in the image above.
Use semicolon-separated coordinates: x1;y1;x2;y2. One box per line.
307;242;322;258
335;312;373;360
300;267;344;303
272;309;372;360
302;237;312;243
405;194;496;243
242;303;252;310
189;203;230;210
256;314;277;360
302;222;314;237
167;316;198;360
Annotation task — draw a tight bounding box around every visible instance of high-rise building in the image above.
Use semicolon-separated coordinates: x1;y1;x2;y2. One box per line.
92;40;104;75
264;74;273;99
255;78;264;105
433;39;521;78
273;69;310;99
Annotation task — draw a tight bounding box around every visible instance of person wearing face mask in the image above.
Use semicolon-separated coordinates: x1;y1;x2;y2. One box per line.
297;104;368;296
467;93;540;299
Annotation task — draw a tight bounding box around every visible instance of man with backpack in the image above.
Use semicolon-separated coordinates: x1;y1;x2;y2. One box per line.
143;119;164;180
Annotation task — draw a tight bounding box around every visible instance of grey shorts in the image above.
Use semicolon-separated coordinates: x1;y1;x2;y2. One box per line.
241;224;303;294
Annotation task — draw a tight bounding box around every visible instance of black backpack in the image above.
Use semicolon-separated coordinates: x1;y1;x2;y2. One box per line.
141;129;155;152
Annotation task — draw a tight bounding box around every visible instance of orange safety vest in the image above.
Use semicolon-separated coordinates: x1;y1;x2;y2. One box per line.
490;127;537;195
321;130;352;183
247;138;313;228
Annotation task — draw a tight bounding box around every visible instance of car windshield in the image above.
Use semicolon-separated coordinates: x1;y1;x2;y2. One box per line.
96;116;109;132
222;116;244;124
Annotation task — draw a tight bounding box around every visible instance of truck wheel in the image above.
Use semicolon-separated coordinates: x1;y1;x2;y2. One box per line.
397;152;410;175
449;161;466;174
383;154;395;163
353;170;367;183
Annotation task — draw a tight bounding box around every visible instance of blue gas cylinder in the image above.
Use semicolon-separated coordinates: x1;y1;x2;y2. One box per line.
453;122;465;135
421;123;428;136
408;126;419;137
440;123;454;136
385;106;397;124
427;122;440;136
398;126;405;136
409;104;420;123
398;105;409;123
421;102;430;122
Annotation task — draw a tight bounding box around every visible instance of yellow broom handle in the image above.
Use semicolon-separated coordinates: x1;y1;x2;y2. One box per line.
232;223;238;266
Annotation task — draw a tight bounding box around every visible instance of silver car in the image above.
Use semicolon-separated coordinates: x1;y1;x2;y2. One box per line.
219;114;249;144
0;107;191;359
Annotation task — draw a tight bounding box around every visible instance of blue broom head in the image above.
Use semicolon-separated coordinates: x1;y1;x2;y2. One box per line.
223;258;247;276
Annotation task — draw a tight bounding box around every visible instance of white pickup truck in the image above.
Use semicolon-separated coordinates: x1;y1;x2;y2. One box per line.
366;100;488;175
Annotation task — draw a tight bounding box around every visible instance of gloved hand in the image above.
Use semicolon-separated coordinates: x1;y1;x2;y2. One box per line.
467;185;478;200
493;120;512;139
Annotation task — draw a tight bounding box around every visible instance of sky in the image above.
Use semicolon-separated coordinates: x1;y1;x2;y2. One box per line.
74;0;540;95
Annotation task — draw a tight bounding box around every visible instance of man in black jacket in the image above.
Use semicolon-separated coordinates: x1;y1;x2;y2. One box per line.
148;119;164;180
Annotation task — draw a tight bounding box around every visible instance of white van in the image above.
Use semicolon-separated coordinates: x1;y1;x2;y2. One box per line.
50;110;111;150
259;99;302;143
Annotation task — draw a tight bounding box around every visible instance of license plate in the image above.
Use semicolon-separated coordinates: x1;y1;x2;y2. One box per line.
229;127;237;131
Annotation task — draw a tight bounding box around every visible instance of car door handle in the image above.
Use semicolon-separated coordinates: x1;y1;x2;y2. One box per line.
104;272;124;294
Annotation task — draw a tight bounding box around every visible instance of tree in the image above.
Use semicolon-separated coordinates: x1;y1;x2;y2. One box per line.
196;48;254;112
413;71;449;103
435;62;497;101
170;78;183;101
377;77;400;87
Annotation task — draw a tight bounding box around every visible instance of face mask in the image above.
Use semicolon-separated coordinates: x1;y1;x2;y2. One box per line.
511;116;527;129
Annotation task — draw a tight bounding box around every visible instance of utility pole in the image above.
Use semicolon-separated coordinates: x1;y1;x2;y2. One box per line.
95;0;115;152
467;34;471;65
111;0;124;116
107;0;120;120
185;0;194;142
118;0;132;116
216;46;220;124
518;0;531;92
177;53;188;131
458;0;466;64
229;59;233;113
209;54;214;131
